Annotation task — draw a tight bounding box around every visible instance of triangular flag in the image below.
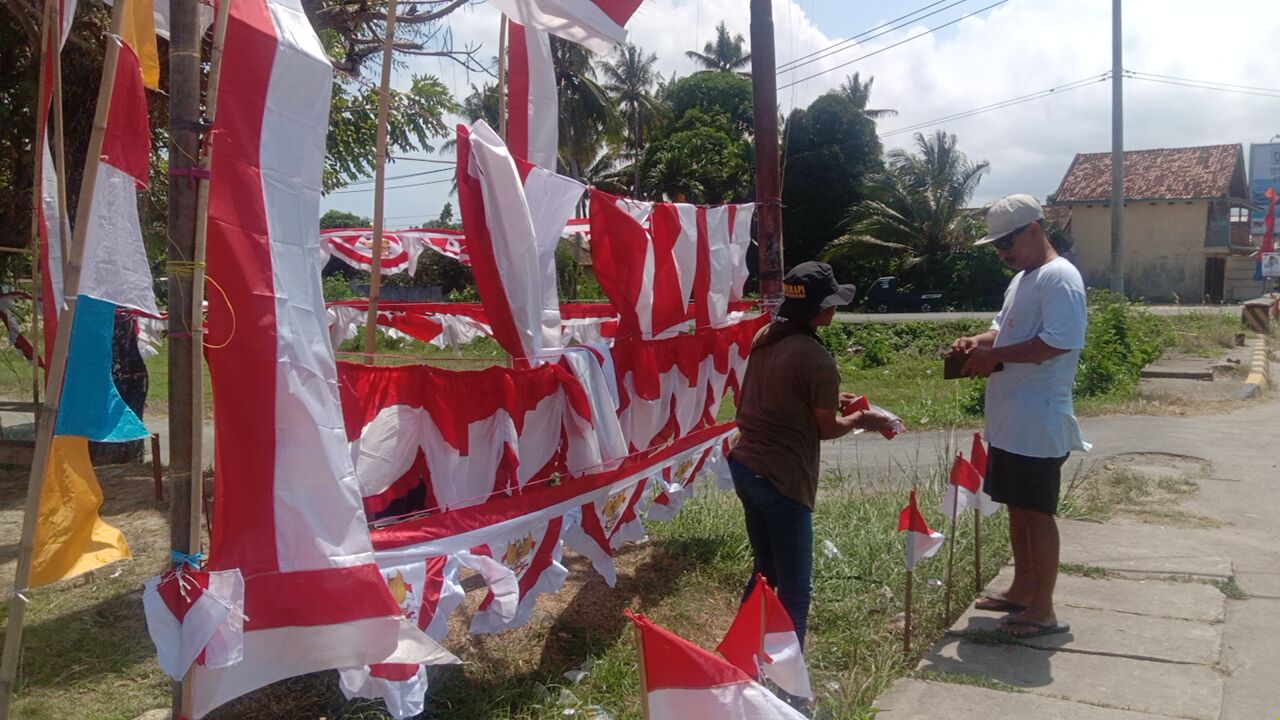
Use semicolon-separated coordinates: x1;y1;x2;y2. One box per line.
898;489;945;571
119;0;161;89
626;610;807;719
970;432;989;479
716;575;813;700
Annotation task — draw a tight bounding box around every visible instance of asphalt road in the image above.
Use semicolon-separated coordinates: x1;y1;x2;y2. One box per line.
834;304;1241;324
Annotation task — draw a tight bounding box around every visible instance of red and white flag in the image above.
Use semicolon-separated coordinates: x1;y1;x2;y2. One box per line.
506;20;558;171
898;489;945;571
142;568;246;680
941;452;997;517
716;575;813;701
970;432;1001;515
191;0;446;713
488;0;643;54
627;611;808;719
456;120;585;361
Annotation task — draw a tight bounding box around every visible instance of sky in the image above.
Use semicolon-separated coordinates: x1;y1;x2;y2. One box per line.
320;0;1280;227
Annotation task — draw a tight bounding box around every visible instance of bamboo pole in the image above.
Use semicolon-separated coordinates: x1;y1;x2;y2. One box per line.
903;569;914;659
497;14;508;141
633;622;651;720
361;0;398;362
0;2;131;714
176;0;233;711
974;508;982;594
27;0;54;432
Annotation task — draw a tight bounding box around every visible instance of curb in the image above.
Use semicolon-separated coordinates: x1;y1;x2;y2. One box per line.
1240;338;1272;399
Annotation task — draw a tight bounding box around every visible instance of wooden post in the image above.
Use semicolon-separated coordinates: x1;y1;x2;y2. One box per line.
176;0;233;712
27;0;55;429
0;1;131;714
974;509;982;594
497;15;508;141
633;622;651;720
150;433;163;504
361;0;398;362
903;569;914;658
749;0;783;312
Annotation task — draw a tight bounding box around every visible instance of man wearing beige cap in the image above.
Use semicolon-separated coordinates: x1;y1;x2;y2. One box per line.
950;194;1089;639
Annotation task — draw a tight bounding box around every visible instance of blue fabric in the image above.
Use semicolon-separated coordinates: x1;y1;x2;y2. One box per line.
730;457;814;648
54;295;150;442
170;550;205;569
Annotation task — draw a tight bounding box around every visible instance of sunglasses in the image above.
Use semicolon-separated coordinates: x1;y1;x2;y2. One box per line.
991;223;1030;250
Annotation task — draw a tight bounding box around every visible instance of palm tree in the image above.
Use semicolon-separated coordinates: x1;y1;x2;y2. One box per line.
600;42;663;195
825;130;989;289
685;21;751;73
839;72;896;120
552;37;618;184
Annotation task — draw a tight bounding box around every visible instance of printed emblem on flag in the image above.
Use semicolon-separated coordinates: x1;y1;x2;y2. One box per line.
600;492;629;534
502;533;537;576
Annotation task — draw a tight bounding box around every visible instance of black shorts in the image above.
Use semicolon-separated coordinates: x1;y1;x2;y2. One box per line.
984;446;1069;515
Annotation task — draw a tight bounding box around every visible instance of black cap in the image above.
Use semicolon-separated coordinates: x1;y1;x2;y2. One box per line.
777;261;856;321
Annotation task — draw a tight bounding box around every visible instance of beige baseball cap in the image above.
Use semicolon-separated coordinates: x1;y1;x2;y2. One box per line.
975;194;1044;246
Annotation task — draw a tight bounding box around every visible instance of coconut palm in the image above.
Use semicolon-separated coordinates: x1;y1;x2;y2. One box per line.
552;36;618;183
825;130;989;289
685;21;751;73
600;42;663;195
840;72;897;120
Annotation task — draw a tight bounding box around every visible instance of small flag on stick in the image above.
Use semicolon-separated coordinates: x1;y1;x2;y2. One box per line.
898;488;944;656
716;574;813;701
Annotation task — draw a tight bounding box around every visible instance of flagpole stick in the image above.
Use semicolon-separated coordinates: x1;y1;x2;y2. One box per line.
497;14;508;141
361;0;398;363
943;495;959;621
176;0;234;712
633;622;651;720
974;509;982;595
0;0;130;714
903;568;914;659
27;0;55;428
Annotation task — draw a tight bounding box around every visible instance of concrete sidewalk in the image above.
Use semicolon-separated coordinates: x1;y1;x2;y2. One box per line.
857;370;1280;720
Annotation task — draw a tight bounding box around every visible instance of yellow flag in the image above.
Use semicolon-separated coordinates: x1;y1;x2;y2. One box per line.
31;436;131;587
119;0;160;90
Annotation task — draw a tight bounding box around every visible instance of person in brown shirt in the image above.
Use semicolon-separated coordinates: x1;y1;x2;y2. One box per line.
730;261;895;647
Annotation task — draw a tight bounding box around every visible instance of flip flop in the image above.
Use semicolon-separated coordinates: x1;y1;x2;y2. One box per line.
999;620;1071;639
973;596;1026;613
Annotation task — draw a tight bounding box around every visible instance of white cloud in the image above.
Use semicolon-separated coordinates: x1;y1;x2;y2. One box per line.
323;0;1280;223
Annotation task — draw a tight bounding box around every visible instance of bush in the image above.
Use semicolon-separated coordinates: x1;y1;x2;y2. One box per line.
1075;291;1171;398
322;273;354;302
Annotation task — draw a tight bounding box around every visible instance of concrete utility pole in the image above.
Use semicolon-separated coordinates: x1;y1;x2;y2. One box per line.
750;0;784;311
1109;0;1125;295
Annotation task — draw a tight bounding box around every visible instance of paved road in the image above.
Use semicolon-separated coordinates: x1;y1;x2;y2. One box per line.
835;304;1240;324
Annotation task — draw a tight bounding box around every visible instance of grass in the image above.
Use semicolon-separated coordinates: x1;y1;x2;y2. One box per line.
1213;577;1249;600
1058;454;1222;528
3;464;1012;720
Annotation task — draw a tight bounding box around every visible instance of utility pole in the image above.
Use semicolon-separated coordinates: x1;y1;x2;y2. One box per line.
166;0;201;710
750;0;783;312
1109;0;1125;295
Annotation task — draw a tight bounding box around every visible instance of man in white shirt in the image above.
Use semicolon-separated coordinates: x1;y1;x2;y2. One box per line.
951;194;1088;639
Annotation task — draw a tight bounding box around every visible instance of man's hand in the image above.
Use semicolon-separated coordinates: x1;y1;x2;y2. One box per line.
838;391;858;413
858;409;901;434
951;329;997;354
962;346;1003;378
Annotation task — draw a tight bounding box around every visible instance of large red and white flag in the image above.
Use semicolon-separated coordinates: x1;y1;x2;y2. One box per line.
488;0;644;53
506;20;558;171
941;452;997;517
456;120;585;361
626;610;808;719
716;574;813;701
191;0;446;713
899;489;945;571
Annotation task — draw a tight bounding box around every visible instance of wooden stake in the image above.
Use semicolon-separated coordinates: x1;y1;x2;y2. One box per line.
150;433;163;504
974;508;983;594
903;568;914;659
176;0;234;712
0;1;131;714
361;0;398;362
497;14;508;141
633;621;651;720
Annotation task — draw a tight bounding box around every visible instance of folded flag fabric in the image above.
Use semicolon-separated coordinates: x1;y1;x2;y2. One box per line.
142;567;246;680
626;610;808;719
941;453;998;518
716;574;813;701
898;489;945;571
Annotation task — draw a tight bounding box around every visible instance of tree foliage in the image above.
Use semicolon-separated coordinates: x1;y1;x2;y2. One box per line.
600;42;663;195
664;70;754;135
826;130;989;290
781;90;883;265
684;21;750;73
640;109;751;203
320;209;371;228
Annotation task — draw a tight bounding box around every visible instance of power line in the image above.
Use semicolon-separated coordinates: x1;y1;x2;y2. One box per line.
1125;70;1280;94
878;73;1110;138
778;0;970;75
329;176;456;194
1124;71;1280;99
341;165;454;187
779;0;1008;91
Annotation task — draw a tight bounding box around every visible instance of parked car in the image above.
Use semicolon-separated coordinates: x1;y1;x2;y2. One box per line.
864;276;946;313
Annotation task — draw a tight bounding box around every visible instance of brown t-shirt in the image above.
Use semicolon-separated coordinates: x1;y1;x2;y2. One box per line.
730;321;841;509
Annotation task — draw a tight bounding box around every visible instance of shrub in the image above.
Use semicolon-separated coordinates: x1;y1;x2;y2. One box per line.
1076;291;1171;398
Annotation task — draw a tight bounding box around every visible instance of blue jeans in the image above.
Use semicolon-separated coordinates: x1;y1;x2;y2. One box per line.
729;457;814;647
